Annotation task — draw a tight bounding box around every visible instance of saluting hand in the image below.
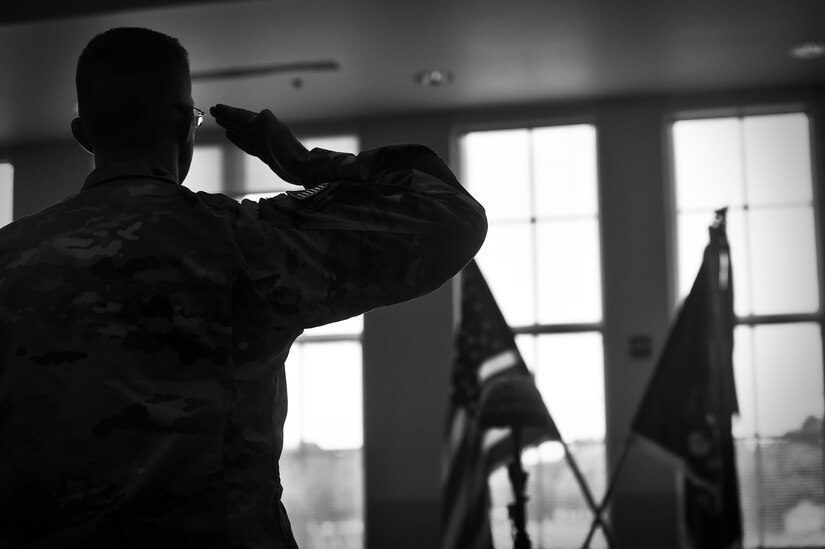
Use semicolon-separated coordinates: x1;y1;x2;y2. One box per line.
210;104;309;186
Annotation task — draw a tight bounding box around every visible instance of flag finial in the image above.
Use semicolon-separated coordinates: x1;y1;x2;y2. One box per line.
713;207;728;229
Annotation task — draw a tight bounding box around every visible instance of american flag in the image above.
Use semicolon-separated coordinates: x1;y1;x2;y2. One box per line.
441;260;561;549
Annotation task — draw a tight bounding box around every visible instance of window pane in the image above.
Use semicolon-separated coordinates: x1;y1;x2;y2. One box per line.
461;129;532;222
476;222;535;326
304;135;360;155
753;323;823;438
733;323;825;439
0;163;12;228
533;332;606;441
285;341;363;450
243;155;293;193
736;434;825;547
533;125;598;219
515;333;606;445
749;206;820;315
672;118;745;211
283;345;305;451
303;316;363;337
743;113;813;206
280;447;364;549
536;218;602;324
185;145;223;193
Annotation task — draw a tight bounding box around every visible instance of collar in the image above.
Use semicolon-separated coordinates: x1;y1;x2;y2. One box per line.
81;162;179;191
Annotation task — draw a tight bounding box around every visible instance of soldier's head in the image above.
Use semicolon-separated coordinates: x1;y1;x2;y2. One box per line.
72;27;197;180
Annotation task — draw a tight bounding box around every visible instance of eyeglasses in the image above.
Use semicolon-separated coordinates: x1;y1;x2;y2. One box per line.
192;106;205;128
174;104;205;128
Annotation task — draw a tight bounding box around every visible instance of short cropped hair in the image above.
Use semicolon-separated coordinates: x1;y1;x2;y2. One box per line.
76;27;190;149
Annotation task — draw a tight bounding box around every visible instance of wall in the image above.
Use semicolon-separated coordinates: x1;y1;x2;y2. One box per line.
4;85;822;549
597;97;679;547
358;114;456;549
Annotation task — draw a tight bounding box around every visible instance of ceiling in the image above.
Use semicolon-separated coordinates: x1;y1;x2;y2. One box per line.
1;0;824;145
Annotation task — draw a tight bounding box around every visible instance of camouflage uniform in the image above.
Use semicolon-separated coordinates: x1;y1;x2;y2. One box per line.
0;145;486;548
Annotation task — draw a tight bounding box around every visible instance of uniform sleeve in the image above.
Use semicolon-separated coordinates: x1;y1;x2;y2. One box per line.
232;144;487;328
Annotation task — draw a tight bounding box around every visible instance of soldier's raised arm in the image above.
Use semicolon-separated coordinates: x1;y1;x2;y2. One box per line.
211;104;487;328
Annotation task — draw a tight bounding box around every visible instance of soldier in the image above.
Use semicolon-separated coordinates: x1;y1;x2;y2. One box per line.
0;27;486;548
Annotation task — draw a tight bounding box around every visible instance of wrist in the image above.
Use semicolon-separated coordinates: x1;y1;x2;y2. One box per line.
302;148;359;188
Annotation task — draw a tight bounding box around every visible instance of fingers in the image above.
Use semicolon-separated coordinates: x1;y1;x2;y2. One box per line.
212;103;268;158
210;103;257;122
211;104;303;184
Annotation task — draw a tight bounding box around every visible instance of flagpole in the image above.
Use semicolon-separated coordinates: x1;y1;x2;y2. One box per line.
579;229;703;549
508;426;532;549
580;436;634;549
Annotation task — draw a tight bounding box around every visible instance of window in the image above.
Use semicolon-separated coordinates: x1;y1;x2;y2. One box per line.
184;145;223;193
280;322;364;549
671;111;823;547
233;135;366;549
0;162;13;228
459;124;607;548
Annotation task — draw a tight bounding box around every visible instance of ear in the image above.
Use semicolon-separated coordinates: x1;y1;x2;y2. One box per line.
71;118;94;154
175;108;193;145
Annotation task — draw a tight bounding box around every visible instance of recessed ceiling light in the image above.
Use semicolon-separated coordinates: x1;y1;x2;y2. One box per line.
789;41;825;60
414;69;453;87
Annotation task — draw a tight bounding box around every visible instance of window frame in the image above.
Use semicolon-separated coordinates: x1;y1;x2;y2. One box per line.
455;116;610;548
453;115;606;338
666;102;825;548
